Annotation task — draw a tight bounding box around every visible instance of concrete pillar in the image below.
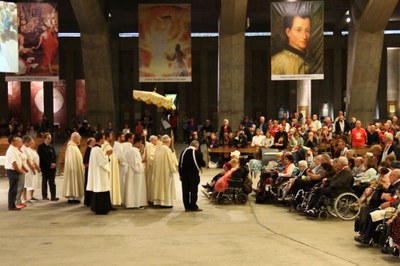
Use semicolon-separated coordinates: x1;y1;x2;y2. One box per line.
70;0;115;127
346;0;398;123
20;82;30;124
297;80;311;117
218;0;247;130
387;48;399;117
0;74;8;123
43;82;54;132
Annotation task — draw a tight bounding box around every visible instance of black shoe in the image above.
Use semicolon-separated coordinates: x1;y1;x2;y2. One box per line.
160;205;173;209
354;235;364;243
202;184;210;189
8;208;21;211
381;246;394;254
392;247;399;256
51;197;59;201
361;237;372;245
192;208;203;212
43;197;50;200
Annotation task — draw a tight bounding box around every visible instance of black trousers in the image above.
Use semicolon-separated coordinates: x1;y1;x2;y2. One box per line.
7;169;19;209
309;187;333;210
42;170;56;199
181;175;200;211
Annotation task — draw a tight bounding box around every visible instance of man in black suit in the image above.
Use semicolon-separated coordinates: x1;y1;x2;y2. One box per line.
307;156;353;216
334;115;350;135
37;133;59;201
381;132;400;162
179;140;206;212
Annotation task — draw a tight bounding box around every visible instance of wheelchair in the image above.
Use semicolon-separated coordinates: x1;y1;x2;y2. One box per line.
215;178;248;204
296;188;360;220
318;192;360;220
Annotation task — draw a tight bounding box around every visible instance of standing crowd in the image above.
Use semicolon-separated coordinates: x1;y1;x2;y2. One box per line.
4;125;207;215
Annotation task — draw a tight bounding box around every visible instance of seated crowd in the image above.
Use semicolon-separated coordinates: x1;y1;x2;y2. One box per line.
197;111;400;259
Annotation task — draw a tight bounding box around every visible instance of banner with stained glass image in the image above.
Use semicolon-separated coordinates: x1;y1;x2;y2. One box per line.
6;2;58;81
271;1;323;80
139;4;191;82
0;1;18;73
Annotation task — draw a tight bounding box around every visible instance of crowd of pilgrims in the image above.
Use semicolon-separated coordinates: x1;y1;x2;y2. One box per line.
199;111;400;258
4;110;400;258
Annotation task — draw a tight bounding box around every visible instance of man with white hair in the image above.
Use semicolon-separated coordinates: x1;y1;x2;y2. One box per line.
179;140;206;212
153;135;178;208
62;132;85;204
144;135;158;204
307;156;353;216
381;132;400;162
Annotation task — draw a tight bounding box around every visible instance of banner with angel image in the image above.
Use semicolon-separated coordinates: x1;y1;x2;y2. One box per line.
139;4;191;82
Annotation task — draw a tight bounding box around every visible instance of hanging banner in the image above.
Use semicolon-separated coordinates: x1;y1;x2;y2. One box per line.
271;1;323;80
0;1;18;73
6;2;59;81
139;4;191;82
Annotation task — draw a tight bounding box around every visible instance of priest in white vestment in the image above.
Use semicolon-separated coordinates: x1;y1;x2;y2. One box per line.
62;132;85;204
113;132;125;196
123;138;147;208
153;135;178;208
103;132;122;206
144;135;158;203
87;133;112;215
120;133;134;199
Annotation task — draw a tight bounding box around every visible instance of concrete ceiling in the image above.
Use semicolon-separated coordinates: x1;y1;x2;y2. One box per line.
23;0;400;34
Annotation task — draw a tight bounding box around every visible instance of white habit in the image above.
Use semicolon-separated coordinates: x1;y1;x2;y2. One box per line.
144;141;156;203
102;141;122;205
113;141;125;197
120;142;133;198
62;140;85;199
123;146;147;208
87;146;111;193
153;144;178;207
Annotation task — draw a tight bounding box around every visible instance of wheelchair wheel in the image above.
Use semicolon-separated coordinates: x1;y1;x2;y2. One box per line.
296;204;304;212
218;194;230;204
318;211;328;220
236;193;247;204
325;199;338;218
334;192;360;220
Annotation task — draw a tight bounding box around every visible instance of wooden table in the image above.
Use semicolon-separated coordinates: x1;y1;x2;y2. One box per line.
208;146;258;155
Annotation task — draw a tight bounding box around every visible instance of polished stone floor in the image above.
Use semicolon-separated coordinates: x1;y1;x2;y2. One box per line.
0;145;397;265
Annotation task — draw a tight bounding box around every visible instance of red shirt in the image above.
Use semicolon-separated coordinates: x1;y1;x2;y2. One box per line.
351;127;367;147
